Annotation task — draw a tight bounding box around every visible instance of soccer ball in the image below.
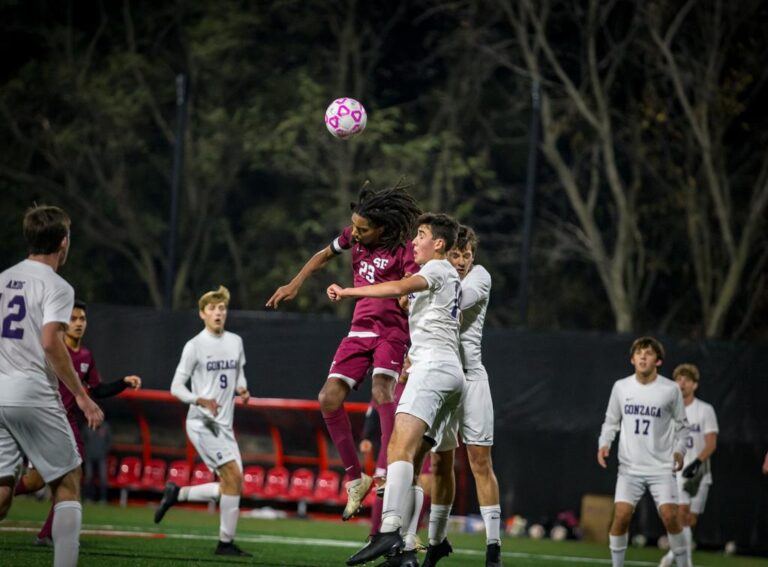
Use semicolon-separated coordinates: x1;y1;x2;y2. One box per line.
324;97;367;139
528;524;546;540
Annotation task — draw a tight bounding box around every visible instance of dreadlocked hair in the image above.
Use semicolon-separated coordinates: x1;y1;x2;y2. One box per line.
350;180;421;251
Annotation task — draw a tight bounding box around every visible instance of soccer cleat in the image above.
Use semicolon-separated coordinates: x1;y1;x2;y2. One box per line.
422;538;453;567
215;540;253;556
34;536;53;547
154;481;180;524
657;553;674;567
486;542;502;567
343;473;374;521
347;530;404;566
400;549;420;567
375;552;403;567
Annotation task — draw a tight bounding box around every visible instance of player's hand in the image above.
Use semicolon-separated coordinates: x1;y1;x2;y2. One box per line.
77;394;104;430
597;446;610;469
266;283;299;309
682;458;701;478
238;387;250;404
763;452;768;475
327;283;345;302
673;452;685;471
359;439;373;454
123;375;142;389
197;398;219;417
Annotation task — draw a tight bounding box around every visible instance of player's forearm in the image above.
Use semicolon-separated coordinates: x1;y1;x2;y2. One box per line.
170;375;198;405
597;422;618;449
698;433;717;461
291;248;333;286
673;419;691;455
90;378;129;399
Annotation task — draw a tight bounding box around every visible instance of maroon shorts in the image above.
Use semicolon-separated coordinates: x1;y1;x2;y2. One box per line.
327;335;408;389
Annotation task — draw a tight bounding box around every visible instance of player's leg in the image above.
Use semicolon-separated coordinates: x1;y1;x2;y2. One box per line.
652;475;688;567
371;337;407;477
214;459;251;557
610;473;645;567
323;337;377;519
423;448;455;567
15;466;45;495
462;374;502;566
0;411;21;519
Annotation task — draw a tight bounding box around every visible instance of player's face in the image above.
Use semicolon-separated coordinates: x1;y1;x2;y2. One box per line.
200;302;227;335
350;213;384;246
412;224;443;265
447;244;474;279
630;346;661;377
66;308;87;340
675;375;698;399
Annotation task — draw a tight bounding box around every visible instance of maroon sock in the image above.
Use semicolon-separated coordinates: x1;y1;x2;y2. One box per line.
376;401;396;471
322;406;361;482
369;493;383;536
37;503;55;540
419;493;431;529
14;477;30;495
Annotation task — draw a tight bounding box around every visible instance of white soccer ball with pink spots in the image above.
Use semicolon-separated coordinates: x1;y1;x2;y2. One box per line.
324;97;367;139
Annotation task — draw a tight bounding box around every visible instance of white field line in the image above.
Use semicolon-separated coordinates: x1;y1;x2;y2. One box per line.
0;525;660;566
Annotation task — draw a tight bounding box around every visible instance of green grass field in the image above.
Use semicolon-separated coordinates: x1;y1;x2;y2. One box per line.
2;498;766;566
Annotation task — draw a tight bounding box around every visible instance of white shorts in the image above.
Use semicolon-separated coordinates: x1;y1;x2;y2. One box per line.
397;359;464;445
186;419;242;473
0;406;81;483
677;475;711;514
614;472;678;509
434;367;494;452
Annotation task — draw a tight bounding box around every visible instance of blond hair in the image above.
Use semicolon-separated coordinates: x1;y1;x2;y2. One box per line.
198;285;230;311
673;363;700;383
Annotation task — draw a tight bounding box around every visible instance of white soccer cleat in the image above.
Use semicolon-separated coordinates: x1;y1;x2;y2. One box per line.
342;473;373;521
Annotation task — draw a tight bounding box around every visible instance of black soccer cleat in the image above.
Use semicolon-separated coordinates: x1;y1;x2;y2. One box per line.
154;482;180;524
215;540;253;556
486;542;502;567
400;549;419;567
347;530;404;566
422;538;452;567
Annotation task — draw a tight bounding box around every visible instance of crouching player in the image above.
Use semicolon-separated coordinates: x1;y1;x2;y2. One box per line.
154;285;252;557
598;337;691;567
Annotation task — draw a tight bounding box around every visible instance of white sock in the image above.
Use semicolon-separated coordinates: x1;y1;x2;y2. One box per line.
52;501;81;567
381;461;413;533
480;505;502;545
403;485;424;551
179;482;220;502
609;533;628;567
428;504;452;545
668;531;689;567
219;494;240;543
682;526;693;565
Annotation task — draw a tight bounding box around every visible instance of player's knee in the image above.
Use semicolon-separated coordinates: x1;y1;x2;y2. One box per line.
659;509;679;530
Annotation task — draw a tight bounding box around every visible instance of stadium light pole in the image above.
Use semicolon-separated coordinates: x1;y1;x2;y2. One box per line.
517;79;540;326
164;73;187;310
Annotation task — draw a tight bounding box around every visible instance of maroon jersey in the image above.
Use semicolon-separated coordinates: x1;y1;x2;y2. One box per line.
332;226;419;343
58;345;102;415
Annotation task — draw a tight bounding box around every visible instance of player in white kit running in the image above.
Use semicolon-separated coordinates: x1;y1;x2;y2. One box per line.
424;225;502;567
0;205;104;567
329;213;463;567
658;364;718;567
154;285;252;557
598;336;691;567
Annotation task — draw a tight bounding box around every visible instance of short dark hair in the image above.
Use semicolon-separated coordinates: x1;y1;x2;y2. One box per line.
630;336;665;362
23;205;71;255
417;213;459;252
454;225;479;254
73;300;87;312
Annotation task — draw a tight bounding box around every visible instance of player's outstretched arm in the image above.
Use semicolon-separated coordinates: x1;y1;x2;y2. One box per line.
90;375;142;399
328;275;428;302
42;322;104;429
266;246;336;309
237;387;250;404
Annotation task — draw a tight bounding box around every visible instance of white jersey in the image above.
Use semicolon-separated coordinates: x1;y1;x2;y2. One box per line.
407;259;462;366
599;374;690;476
458;265;491;372
679;398;718;484
0;259;74;408
171;329;247;429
